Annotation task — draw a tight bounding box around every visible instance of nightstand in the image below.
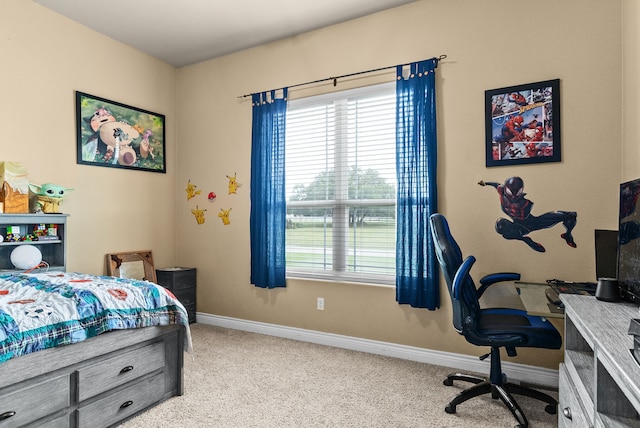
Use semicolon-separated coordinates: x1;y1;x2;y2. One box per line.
156;267;196;323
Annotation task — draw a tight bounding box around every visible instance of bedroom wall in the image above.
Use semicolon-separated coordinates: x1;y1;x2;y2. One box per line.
1;1;178;272
623;0;640;181
4;0;625;371
175;0;623;369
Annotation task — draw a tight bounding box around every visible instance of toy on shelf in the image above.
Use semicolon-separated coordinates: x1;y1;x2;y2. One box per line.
5;225;21;242
29;183;74;213
32;223;58;241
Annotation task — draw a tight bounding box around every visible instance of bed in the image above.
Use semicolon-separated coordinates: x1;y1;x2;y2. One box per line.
0;271;192;428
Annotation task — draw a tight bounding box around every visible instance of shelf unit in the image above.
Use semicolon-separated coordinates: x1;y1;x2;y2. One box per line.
560;294;640;427
0;213;68;273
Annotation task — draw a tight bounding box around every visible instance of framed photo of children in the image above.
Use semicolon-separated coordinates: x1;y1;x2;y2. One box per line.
76;91;166;173
485;79;560;167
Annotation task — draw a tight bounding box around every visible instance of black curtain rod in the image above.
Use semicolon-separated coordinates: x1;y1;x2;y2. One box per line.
237;54;447;99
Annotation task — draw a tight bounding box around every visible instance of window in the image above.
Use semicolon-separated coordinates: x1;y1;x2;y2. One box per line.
285;83;396;284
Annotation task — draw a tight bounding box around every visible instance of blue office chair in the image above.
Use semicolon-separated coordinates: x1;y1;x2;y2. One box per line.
429;213;561;428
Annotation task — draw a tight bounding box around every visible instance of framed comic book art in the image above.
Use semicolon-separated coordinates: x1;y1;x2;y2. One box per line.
76;91;166;173
485;79;560;167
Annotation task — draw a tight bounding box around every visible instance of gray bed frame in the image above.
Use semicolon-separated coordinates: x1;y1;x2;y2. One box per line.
0;324;185;428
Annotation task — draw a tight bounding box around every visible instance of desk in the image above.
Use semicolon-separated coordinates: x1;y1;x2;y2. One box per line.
515;281;565;318
559;295;640;426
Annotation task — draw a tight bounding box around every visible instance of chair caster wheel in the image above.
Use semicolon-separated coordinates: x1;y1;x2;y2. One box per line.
443;378;453;386
545;404;557;414
445;404;456;414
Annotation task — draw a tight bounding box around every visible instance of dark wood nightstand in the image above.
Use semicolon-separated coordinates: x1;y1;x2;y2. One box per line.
156;267;196;323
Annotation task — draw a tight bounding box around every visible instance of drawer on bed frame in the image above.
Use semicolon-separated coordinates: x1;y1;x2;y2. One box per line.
77;372;164;428
76;341;165;402
0;374;70;428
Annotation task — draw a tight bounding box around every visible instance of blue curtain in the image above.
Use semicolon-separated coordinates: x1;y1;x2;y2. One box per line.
395;59;440;309
250;89;288;288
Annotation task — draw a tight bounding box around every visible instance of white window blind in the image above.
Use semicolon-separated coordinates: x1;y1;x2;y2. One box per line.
285;82;396;284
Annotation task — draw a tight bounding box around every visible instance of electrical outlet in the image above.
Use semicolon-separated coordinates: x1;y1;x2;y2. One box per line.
317;297;324;311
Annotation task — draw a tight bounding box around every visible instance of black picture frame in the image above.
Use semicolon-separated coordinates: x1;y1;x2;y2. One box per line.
76;91;166;173
485;79;560;167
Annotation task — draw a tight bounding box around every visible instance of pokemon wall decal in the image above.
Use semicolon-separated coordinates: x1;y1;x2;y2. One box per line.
191;206;207;225
185;173;241;226
478;176;577;252
186;179;201;200
226;173;242;194
218;208;232;225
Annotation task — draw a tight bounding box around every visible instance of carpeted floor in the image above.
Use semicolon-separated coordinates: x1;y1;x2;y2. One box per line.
120;323;558;427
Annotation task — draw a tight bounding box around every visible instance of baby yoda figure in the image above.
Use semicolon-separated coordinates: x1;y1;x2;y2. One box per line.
29;183;74;213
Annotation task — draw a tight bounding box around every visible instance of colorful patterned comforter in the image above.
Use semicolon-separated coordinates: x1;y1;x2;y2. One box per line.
0;272;192;364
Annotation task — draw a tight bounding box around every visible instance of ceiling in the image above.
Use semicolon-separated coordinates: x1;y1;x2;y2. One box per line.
34;0;415;68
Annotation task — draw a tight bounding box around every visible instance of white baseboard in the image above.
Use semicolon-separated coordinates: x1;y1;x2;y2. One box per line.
196;312;559;388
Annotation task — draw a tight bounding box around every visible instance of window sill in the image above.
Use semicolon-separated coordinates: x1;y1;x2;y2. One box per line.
286;271;395;288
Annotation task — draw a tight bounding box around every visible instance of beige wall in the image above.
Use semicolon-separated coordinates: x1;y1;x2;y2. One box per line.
623;0;640;180
175;0;623;369
2;0;628;371
1;0;178;273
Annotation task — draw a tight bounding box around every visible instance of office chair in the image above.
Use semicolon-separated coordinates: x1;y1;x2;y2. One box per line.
429;213;561;428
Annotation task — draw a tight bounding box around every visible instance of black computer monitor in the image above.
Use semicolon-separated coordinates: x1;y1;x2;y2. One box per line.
618;178;640;303
594;229;618;280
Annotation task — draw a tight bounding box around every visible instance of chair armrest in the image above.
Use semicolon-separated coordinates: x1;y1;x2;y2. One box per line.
452;256;476;300
476;272;521;298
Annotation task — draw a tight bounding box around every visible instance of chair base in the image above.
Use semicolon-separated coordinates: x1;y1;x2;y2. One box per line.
443;372;557;428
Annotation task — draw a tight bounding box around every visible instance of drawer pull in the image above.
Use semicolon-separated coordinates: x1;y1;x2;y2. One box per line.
562;407;572;420
0;411;16;420
120;365;134;374
120;400;133;409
